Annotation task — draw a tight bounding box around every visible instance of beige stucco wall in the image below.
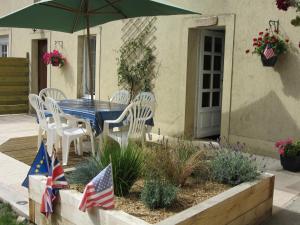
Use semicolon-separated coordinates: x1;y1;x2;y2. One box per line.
1;0;300;156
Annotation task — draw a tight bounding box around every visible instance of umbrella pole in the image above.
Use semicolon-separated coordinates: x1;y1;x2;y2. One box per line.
86;16;94;100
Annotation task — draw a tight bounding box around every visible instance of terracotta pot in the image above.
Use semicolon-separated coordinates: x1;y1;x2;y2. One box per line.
261;54;278;67
280;155;300;172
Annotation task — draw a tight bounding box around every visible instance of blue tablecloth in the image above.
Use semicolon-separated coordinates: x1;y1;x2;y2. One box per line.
47;99;154;136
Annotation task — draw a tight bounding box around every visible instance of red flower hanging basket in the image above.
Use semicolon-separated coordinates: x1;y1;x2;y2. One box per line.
43;50;66;68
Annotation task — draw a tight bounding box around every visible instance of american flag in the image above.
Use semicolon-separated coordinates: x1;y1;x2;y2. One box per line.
79;164;114;212
40;155;68;217
263;44;275;59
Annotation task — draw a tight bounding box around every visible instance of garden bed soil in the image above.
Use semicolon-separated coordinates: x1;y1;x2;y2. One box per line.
70;179;229;224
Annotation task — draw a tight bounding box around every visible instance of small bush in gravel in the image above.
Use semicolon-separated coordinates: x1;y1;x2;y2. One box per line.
211;149;259;186
141;179;178;209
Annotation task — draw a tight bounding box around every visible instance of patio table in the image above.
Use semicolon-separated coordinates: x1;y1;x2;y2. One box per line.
53;99;154;136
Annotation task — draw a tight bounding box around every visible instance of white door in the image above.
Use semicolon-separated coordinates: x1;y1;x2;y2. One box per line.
195;30;225;138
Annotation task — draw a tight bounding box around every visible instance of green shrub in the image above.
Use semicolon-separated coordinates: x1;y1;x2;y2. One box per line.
141;179;178;209
0;202;29;225
144;139;209;186
211;149;259;185
69;141;143;196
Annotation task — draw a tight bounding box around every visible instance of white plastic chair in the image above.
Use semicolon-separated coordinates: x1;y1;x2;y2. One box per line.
103;101;154;148
45;97;95;165
109;90;130;105
133;92;156;135
133;92;156;105
28;94;57;151
39;88;67;101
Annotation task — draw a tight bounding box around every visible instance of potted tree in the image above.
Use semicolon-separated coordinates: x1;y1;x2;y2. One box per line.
247;29;289;67
275;138;300;172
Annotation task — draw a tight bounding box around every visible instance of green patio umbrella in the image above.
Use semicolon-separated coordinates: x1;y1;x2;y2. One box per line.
0;0;198;99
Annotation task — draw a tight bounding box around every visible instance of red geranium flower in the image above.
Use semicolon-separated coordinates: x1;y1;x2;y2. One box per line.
259;32;264;35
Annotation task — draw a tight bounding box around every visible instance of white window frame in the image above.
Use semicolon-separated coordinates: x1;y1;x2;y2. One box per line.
82;36;96;99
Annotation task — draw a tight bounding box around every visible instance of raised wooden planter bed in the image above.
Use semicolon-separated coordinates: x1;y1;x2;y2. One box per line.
28;173;275;225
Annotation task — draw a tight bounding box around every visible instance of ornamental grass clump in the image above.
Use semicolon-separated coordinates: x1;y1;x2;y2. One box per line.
68;141;143;196
211;148;259;186
144;139;209;187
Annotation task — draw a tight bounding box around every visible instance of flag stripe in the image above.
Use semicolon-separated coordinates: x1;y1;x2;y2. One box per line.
78;164;114;212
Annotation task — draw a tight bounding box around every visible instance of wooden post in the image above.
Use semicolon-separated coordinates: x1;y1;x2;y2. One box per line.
29;198;35;223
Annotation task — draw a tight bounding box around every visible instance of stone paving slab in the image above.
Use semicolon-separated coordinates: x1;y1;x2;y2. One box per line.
0;114;37;145
0;152;29;218
264;196;300;225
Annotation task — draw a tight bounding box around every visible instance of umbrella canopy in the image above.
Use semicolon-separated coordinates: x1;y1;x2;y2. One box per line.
0;0;198;99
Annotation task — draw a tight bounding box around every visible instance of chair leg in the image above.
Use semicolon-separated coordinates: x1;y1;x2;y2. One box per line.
76;137;83;156
62;136;71;166
120;136;128;149
37;126;43;149
54;134;60;151
90;134;95;156
46;130;55;156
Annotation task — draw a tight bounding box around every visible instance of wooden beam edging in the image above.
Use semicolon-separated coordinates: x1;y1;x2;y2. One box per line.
28;173;274;225
28;175;150;225
156;173;275;225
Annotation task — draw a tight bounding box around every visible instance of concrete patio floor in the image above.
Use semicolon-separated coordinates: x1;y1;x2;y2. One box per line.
0;114;38;145
0;114;299;224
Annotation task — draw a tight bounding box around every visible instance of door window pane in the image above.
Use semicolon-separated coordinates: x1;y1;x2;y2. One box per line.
204;36;212;52
214;55;221;71
202;92;210;107
212;92;220;107
203;74;210;89
203;55;211;70
215;37;222;53
213;74;221;89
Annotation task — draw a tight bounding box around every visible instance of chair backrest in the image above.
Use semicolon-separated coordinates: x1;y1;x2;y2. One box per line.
28;94;48;130
133;92;156;105
45;97;65;136
110;90;130;105
39;88;67;101
122;101;154;139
